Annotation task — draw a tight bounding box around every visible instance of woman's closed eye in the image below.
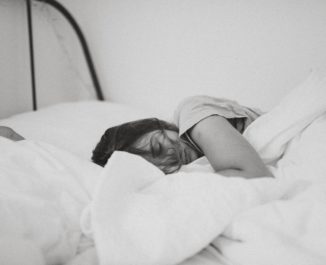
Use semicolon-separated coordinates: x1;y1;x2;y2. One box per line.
151;141;163;157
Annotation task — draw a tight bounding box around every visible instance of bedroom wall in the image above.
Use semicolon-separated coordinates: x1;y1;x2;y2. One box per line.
0;0;30;118
60;0;326;115
1;0;326;118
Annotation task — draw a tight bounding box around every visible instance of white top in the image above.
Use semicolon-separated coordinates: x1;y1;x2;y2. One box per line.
173;95;262;154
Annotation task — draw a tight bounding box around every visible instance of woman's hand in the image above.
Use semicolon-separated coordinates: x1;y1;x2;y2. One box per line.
0;126;25;141
189;116;273;178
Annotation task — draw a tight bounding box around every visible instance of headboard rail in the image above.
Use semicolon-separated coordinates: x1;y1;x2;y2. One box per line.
26;0;104;110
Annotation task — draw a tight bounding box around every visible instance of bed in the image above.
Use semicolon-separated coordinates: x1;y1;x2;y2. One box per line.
2;1;326;263
1;69;326;265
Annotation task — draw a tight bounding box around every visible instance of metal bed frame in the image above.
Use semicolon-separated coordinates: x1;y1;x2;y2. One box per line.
25;0;104;111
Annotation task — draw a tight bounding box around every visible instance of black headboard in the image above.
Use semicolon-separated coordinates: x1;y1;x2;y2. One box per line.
25;0;104;110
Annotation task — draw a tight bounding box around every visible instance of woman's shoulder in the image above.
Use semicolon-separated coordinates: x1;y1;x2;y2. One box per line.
174;95;248;117
174;95;262;135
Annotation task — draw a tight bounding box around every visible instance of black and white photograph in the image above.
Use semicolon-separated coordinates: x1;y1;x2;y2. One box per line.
1;0;326;264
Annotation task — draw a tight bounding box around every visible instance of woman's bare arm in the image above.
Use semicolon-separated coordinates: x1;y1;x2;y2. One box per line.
189;116;272;178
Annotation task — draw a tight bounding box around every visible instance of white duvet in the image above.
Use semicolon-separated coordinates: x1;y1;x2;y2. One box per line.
1;70;326;265
88;70;326;265
0;138;102;265
210;71;326;265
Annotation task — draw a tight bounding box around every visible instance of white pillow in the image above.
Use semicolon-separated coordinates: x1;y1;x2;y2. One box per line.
243;69;326;165
0;101;151;160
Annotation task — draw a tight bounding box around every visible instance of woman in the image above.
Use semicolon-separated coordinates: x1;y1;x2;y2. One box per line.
92;96;272;178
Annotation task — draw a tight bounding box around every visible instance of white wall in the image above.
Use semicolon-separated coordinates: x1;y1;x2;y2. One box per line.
0;0;30;118
1;0;326;118
73;0;326;113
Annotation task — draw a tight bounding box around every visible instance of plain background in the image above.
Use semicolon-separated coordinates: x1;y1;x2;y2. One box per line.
1;0;326;118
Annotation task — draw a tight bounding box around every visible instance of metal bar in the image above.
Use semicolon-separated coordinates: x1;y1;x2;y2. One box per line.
35;0;104;100
26;0;38;110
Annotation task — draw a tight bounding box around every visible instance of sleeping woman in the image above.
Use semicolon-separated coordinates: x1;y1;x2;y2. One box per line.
92;95;272;178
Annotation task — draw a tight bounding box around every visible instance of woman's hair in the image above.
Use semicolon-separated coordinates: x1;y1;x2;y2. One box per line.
91;118;179;169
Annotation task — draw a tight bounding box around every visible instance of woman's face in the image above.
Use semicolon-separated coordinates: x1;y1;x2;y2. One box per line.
132;129;200;174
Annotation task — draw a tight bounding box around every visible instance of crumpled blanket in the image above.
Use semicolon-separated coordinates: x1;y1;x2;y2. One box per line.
209;70;326;265
87;70;326;265
2;70;326;265
0;138;101;265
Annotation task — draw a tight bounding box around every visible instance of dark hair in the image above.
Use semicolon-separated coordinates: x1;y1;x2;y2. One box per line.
92;118;179;167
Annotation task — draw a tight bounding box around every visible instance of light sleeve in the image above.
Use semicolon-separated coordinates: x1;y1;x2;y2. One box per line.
173;95;262;136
